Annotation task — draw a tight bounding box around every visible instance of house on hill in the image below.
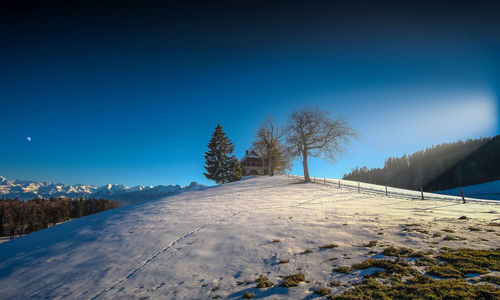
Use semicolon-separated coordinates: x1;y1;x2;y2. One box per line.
240;149;268;175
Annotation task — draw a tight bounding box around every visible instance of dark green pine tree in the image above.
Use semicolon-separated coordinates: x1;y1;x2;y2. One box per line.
229;155;243;182
204;124;240;184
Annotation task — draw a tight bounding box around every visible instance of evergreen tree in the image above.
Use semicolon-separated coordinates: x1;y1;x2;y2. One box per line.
229;155;243;182
203;124;238;184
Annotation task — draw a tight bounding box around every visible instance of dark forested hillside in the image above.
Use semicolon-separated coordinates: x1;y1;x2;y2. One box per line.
0;198;122;238
343;135;500;191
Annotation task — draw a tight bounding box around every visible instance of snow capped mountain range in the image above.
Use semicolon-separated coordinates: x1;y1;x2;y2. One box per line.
0;176;205;204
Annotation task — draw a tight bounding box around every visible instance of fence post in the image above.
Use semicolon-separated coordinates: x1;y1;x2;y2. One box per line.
358;181;360;193
421;186;424;200
460;187;466;203
385;185;388;196
324;177;326;184
338;180;340;188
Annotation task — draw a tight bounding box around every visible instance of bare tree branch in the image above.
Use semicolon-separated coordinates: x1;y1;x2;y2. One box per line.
285;107;357;182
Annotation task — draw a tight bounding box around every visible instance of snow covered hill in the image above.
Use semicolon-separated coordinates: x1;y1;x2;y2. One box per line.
0;176;498;299
0;176;205;204
436;180;500;200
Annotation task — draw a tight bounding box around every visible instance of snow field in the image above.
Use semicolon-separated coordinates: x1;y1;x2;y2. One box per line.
0;176;499;299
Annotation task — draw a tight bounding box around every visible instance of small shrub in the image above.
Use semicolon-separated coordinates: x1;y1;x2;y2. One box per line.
279;259;289;264
211;286;219;292
442;228;455;233
468;226;481;231
458;216;467;220
272;239;280;243
242;291;254;299
366;241;377;248
433;232;442;237
280;273;305;287
487;222;500;227
304;249;313;254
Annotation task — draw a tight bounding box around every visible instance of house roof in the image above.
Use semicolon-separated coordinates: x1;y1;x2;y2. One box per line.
240;149;262;162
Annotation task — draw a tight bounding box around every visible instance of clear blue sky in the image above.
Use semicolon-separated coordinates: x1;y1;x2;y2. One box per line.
1;1;499;187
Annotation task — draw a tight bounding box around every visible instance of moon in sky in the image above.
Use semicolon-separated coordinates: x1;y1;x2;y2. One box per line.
27;136;32;142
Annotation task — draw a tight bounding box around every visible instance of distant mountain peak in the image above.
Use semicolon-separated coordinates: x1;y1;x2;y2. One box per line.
0;176;206;204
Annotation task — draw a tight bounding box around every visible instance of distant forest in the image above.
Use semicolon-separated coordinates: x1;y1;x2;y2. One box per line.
343;135;500;191
0;198;121;238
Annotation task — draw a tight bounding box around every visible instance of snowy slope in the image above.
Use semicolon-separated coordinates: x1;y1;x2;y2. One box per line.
0;176;498;299
0;176;205;203
435;180;500;200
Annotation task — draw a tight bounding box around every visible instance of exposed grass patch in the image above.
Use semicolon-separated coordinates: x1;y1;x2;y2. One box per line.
329;257;338;261
352;259;417;277
366;241;378;248
433;232;442;237
415;255;438;266
443;235;466;241
328;277;500;300
332;266;351;274
255;275;273;289
314;287;331;296
280;273;305;287
210;286;219;292
436;248;500;276
329;281;341;287
415;228;430;234
425;265;462;278
304;249;313;254
242;291;254;299
442;228;455;233
481;275;500;285
458;215;468;220
469;226;481;231
319;244;339;249
278;259;289;264
272;239;280;243
487;222;500;227
327;247;500;299
382;246;413;257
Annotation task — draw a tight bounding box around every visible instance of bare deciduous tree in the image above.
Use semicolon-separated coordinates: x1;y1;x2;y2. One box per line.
285;107;356;182
253;116;283;176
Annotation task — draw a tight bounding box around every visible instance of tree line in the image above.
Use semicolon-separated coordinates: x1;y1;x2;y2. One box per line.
203;107;356;184
0;197;122;238
343;135;499;191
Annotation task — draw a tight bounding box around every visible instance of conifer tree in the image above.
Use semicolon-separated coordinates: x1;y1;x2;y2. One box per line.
203;124;239;184
229;155;243;182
